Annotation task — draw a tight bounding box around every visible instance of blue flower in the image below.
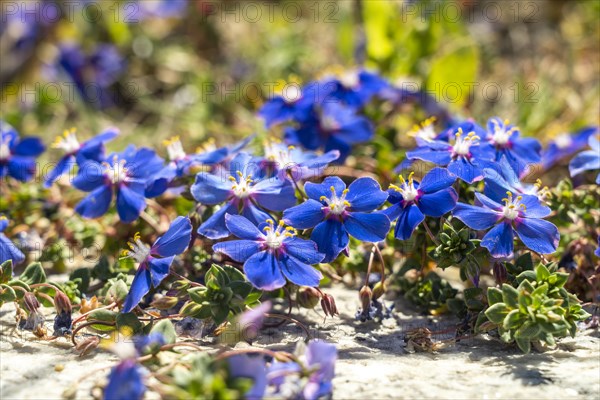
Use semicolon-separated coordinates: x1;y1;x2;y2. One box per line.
483;117;542;176
213;215;324;291
483;156;551;202
191;152;296;239
284;102;373;162
382;168;457;240
103;359;145;400
452;191;559;258
0;215;25;265
44;127;119;187
406;126;492;183
267;340;337;400
569;134;600;184
122;216;192;313
319;69;389;108
541;127;598;170
259;81;324;127
133;332;166;355
0;121;45;182
73;145;166;223
228;354;268;400
261;140;340;181
595;237;600;258
283;176;389;262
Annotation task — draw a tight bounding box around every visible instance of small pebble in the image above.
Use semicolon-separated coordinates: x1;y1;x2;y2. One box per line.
54;364;65;372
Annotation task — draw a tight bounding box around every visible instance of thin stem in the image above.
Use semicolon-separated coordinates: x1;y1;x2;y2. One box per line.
373;243;386;283
287;170;307;201
140;211;162;232
422;219;440;245
170;271;203;287
72;302;117;326
213;347;286;362
264;313;311;341
71;321;115;347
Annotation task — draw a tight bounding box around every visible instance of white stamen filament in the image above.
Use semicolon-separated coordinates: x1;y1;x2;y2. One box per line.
554;133;572;149
452;128;480;157
122;233;151;263
163;136;186;161
230;170;253;199
281;84;302;103
103;156;128;184
491;119;517;146
501;192;526;220
52;128;80;154
389;172;419;202
339;70;359;88
321;186;350;215
263;219;295;250
0;136;10;161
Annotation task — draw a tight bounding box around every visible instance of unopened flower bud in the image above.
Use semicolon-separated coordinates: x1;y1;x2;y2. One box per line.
23;292;40;312
372;281;386;300
359;286;372;311
76;336;100;357
150;295;179;310
321;293;338;317
492;262;507;285
297;287;321;309
54;291;72;315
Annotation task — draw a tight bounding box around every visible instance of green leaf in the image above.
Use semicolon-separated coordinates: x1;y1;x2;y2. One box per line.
502;284;519;308
485;303;510;324
20;262;46;285
7;279;30;298
87;309;118;332
487;287;503;305
0;260;13;284
188;287;208;304
70;268;90;293
503;309;524;330
516;338;531;353
222;265;245;282
536;264;550;282
211;306;229;325
107;280;129;303
515;321;541;339
515;253;534;271
0;284;17;303
150;320;177;345
116;312;143;335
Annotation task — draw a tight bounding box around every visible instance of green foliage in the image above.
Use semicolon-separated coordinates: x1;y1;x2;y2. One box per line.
164;354;252;399
151;320;177;345
180;264;260;325
481;264;590;353
20;262;46;285
430;223;477;270
549;179;600;228
397;271;458;314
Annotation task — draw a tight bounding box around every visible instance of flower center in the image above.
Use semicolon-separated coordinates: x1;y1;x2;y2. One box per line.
501;191;526;220
409;117;437;142
103;156;128;184
196;138;217;154
52;128;80;154
229;170;254;199
554;133;572;149
321;115;340;132
532;179;551;202
321;186;350;215
389;172;419;202
338;70;359;88
264;141;295;166
163;136;186;161
491;119;517;147
262;219;295;250
0;136;10;161
122;232;151;263
452;128;479;157
280;84;302;104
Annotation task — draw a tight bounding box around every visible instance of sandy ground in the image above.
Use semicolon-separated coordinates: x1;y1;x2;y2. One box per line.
1;285;599;400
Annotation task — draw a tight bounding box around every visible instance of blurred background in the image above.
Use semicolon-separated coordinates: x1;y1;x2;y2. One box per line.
1;0;599;151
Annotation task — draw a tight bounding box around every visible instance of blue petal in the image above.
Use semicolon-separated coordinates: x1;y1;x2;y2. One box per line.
243;251;286;291
283;237;324;264
43;155;75;188
252;179;297;211
241;202;272;227
191;173;232;205
417;188;457;217
310;219;349;263
474;192;503;211
122;267;152;313
304;176;346;202
569;150;600;177
0;219;7;232
514;218;559;254
481;221;514;258
116;185;146;223
448;158;483;183
279;254;323;287
0;234;25;265
104;360;145;400
393;204;425;240
151;216;192;257
417;167;456;193
511;137;541;163
75;184;112;219
406;147;452;165
520;195;551;218
224;214;264;240
144;177;169;198
452;203;500;230
13;137;45;156
283;199;325;229
380;203;403;222
213;240;262;263
72;161;106;191
345;177;388;212
198;202;239;240
83;127;119;148
148;256;175;287
344;212;390;242
7;156;37;182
